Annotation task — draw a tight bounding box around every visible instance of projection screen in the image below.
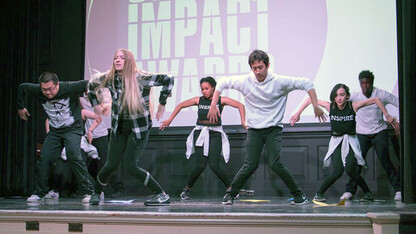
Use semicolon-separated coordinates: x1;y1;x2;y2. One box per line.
85;0;399;127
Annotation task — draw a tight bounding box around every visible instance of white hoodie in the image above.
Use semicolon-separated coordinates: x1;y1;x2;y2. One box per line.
216;72;314;129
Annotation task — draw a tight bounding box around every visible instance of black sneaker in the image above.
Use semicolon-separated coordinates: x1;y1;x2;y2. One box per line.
360;192;374;202
222;192;234;205
89;193;101;205
180;188;190;200
313;193;327;202
144;193;170;206
290;191;309;205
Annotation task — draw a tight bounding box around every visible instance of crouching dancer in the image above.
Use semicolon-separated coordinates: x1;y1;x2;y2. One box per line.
18;71;97;203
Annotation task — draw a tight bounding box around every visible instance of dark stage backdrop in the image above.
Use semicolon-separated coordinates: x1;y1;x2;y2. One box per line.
1;0;415;203
0;0;86;196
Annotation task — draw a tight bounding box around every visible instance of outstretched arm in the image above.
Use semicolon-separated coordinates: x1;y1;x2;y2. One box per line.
221;97;246;129
307;89;326;123
81;109;102;143
87;75;110;116
159;97;199;130
207;91;221;123
353;97;398;129
141;73;175;121
290;97;329;126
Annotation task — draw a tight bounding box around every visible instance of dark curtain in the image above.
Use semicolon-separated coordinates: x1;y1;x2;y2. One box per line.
0;0;40;196
397;0;416;203
0;0;86;197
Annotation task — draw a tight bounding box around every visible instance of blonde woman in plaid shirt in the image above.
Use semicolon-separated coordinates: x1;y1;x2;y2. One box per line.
87;49;174;206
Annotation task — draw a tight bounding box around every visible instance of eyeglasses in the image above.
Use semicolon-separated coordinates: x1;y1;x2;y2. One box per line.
41;85;57;93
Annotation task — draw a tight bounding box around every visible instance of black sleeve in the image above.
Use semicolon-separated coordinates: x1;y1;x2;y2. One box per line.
17;83;41;109
68;80;89;96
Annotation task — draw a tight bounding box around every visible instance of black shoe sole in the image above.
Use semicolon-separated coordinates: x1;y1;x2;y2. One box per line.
144;202;170;206
222;201;234;205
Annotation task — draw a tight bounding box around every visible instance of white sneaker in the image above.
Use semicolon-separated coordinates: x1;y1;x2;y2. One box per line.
394;191;402;201
27;194;41;202
340;192;353;200
82;194;91;203
44;190;59;199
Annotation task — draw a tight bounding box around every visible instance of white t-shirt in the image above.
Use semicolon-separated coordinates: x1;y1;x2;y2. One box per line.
349;87;399;135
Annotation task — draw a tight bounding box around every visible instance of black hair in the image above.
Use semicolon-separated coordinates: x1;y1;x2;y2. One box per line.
330;83;350;103
248;49;269;68
39;71;59;84
358;70;374;81
200;76;216;88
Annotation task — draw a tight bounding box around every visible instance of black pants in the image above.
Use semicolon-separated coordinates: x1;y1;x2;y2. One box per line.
86;135;124;192
186;130;230;188
36;130;94;196
345;130;400;194
319;144;371;194
229;127;301;197
95;120;164;194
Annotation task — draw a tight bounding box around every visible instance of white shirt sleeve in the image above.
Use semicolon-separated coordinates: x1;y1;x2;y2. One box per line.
216;75;246;93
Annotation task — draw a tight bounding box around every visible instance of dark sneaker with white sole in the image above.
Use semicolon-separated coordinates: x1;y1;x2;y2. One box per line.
313;193;327;202
180;188;190;200
360;192;374;202
89;193;101;205
222;192;234;205
290;190;309;205
144;193;170;206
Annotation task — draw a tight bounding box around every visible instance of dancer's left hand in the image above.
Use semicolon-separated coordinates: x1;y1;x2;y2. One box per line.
156;104;165;121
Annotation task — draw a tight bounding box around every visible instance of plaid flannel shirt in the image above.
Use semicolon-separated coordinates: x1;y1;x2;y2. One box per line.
87;73;174;139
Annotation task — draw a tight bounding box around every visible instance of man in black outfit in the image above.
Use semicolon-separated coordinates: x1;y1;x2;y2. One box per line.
18;71;96;203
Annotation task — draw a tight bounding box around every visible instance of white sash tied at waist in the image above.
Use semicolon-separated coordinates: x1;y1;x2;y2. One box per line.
185;125;230;163
323;134;365;168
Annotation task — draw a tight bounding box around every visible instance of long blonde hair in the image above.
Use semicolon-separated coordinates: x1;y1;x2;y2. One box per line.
98;49;145;115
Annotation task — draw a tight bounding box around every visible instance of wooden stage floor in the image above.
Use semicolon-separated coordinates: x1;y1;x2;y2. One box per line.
0;195;415;234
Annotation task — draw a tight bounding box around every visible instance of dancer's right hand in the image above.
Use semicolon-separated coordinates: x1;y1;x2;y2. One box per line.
159;119;171;130
18;108;30;121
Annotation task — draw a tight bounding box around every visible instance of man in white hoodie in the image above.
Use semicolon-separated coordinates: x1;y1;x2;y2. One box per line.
208;49;325;205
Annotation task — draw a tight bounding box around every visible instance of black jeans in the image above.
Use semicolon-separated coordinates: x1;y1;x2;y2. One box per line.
96;120;164;194
318;144;371;194
87;135;125;192
229;127;301;197
36;130;94;196
186;130;230;188
345;130;400;194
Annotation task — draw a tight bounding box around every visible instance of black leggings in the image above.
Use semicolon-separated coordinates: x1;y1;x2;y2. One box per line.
318;144;371;194
186;130;231;188
96;119;164;194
